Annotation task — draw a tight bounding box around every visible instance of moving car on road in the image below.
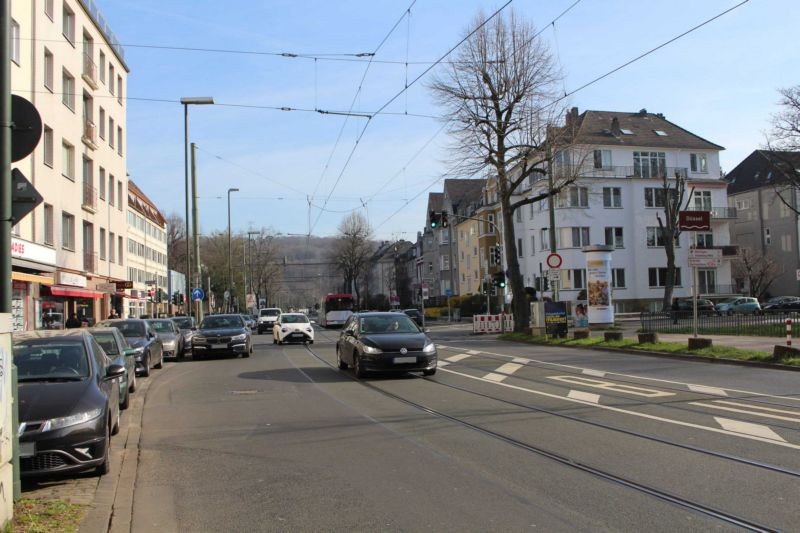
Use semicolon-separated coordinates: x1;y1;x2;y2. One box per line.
257;308;282;334
318;294;354;328
336;312;437;378
88;327;137;410
715;297;762;315
240;314;256;330
171;316;195;355
147;319;183;359
193;314;253;359
273;313;315;345
14;330;125;477
97;319;163;377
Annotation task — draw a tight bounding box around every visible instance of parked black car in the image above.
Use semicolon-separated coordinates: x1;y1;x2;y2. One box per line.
88;327;137;410
14;330;125;477
192;314;253;360
763;299;800;313
97;319;163;377
674;298;716;315
403;308;424;326
336;312;437;378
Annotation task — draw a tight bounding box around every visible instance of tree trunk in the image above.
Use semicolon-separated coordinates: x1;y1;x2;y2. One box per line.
661;241;676;311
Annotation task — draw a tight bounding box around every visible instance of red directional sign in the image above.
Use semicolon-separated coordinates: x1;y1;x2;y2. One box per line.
546;253;563;269
679;211;710;231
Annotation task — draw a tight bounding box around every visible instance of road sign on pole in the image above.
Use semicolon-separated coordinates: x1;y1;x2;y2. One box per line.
547;269;561;282
191;288;205;302
688;248;722;268
546;253;563;269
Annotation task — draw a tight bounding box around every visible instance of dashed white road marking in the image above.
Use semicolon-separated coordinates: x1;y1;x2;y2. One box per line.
495;363;523;375
568;390;600;403
691;400;800;424
446;353;472;363
483;373;507;382
548;375;675;398
467;350;481;355
688;384;728;397
438;367;800;450
512;357;531;364
714;417;787;442
437;360;450;367
582;369;606;378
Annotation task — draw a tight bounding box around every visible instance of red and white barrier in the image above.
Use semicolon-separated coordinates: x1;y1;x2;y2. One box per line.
472;314;515;334
787;318;792;347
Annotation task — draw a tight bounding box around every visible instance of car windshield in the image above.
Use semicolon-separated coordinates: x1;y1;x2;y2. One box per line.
103;321;146;338
201;315;243;329
282;314;309;324
14;341;90;380
359;315;420;334
721;298;738;304
172;317;193;329
91;332;120;355
149;320;174;333
260;309;280;317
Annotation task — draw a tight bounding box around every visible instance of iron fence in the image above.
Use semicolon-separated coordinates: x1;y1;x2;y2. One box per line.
639;311;798;338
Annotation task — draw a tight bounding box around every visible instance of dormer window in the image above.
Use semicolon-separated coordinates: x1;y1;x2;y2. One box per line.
654;130;667;136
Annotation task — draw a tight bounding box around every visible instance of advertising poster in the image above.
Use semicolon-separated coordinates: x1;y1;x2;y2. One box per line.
586;252;614;324
544;301;568;337
573;301;589;329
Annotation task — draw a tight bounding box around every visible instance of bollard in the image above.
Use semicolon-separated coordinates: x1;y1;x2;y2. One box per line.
787;318;792;347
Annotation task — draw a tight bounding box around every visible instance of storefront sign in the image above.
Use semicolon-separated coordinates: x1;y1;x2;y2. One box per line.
96;283;117;293
544;301;568;337
57;271;87;288
115;281;133;290
11;237;56;267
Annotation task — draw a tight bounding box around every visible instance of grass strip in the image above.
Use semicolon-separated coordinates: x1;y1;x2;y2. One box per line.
5;498;85;533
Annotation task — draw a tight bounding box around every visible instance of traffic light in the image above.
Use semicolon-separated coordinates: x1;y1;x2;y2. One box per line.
493;246;502;265
429;210;439;229
147;288;154;301
481;280;489;295
492;271;506;289
535;276;549;292
441;211;449;228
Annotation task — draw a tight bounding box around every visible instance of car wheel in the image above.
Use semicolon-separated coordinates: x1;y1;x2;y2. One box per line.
141;354;151;377
95;421;111;476
354;352;366;379
120;386;130;410
111;407;120;435
423;368;437;376
129;371;136;393
336;347;348;370
155;352;163;369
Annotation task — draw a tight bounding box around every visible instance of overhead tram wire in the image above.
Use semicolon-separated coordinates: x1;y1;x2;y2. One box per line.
308;0;418;233
309;0;514;235
372;0;750;233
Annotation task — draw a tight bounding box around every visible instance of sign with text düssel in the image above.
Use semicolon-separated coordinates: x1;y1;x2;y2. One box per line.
679;211;710;231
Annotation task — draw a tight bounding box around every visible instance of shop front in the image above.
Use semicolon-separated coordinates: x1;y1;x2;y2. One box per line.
44;272;105;327
11;237;57;332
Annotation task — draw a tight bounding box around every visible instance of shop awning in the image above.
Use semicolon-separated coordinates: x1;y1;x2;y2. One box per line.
12;272;54;285
48;286;104;299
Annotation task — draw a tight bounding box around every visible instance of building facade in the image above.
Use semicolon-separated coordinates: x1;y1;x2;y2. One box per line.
512;108;735;311
11;0;130;326
126;181;168;317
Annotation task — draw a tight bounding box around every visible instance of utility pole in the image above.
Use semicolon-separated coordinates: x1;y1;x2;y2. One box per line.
191;143;203;323
0;0;11;313
547;146;560;302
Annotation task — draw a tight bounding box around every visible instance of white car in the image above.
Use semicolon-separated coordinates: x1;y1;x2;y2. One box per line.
273;313;315;345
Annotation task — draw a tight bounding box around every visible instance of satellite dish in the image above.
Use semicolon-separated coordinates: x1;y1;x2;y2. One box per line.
12;95;43;162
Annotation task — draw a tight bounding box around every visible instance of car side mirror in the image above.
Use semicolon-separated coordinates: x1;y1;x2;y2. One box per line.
105;364;125;380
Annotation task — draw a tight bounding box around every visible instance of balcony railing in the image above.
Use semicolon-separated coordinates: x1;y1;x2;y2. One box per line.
82;52;98;89
83;251;98;273
552;165;689;180
81;120;98;149
710;206;737;219
82;183;97;213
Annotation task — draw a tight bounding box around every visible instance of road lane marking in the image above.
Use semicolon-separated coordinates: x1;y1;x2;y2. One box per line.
495;363;523;375
440;345;800;403
548;375;675;398
582;369;606;378
690;400;800;423
512;357;531;364
483;373;507;382
446;353;472;362
714;417;787;442
438;367;800;450
688;384;728;396
437;360;450;367
467;350;481;355
568;390;600;403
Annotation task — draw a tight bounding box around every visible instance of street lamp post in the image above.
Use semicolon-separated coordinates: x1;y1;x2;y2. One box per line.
180;96;213;318
227;188;239;312
246;230;259;312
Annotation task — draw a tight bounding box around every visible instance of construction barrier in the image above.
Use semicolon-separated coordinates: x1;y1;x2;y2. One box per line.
472;314;514;334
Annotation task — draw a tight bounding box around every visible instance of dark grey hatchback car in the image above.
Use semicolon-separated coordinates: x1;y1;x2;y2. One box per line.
336;312;437;378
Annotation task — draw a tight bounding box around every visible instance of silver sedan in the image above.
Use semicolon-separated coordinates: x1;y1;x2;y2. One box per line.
147;319;184;359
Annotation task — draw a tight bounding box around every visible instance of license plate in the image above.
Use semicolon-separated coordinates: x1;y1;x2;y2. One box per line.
20;442;35;458
214;343;227;349
394;356;416;364
291;333;303;337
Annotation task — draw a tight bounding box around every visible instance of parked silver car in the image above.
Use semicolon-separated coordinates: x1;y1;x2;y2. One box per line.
147;319;184;358
171;316;195;354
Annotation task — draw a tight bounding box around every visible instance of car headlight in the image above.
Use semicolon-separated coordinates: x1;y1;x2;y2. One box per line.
362;344;382;355
231;333;247;341
281;328;289;333
423;342;436;354
306;328;313;332
43;408;103;431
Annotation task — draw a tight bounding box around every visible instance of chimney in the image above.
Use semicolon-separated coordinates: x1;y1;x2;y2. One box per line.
565;106;578;128
638;108;647;116
611;117;621;136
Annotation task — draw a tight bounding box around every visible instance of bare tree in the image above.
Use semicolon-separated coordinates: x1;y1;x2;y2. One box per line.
330;212;374;307
655;171;691;311
429;10;583;331
765;85;800;214
166;213;187;274
733;247;782;300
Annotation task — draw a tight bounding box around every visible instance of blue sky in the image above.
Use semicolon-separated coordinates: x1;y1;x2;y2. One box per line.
96;0;798;240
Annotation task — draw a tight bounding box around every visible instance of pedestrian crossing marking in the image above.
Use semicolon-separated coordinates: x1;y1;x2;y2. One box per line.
688;384;728;396
714;417;786;442
446;353;472;363
582;369;606;378
548;375;674;398
494;363;523;375
437;360;450;367
483;373;507;382
690;400;800;424
467;350;481;355
512;357;530;364
568;390;600;404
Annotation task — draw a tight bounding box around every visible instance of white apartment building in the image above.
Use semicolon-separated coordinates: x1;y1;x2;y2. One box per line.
512;108;735;312
10;0;130;327
126;181;168;318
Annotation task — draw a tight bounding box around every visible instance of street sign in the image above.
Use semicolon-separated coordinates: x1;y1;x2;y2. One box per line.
547;269;561;282
422;287;429;299
11;95;43;162
11;169;44;225
445;288;453;297
145;280;157;286
96;283;116;293
688;248;722;267
115;281;133;290
546;253;563;269
679;211;711;231
191;288;205;302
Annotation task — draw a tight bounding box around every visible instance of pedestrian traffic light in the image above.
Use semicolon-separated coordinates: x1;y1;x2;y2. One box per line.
441;211;449;228
493;271;506;289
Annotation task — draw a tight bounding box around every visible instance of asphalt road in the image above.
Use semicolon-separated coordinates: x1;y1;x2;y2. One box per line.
130;326;800;532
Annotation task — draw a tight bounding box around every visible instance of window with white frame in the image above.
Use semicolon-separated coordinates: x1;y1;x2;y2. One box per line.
648;267;681;287
633;151;666;178
62;3;75;44
557;186;589;208
42;126;53;167
530;235;535;255
10;19;20;65
515;209;522;223
438;230;448;245
559;227;589;248
690;153;708;173
612;268;626;288
693;190;712;211
644;187;677;208
695;232;713;248
605;227;624;248
646;227;668;247
44;0;54;19
98;50;105;84
602;187;621;208
62;69;75;110
489;246;497;266
61;211;75;250
61;140;75;180
98;107;105;138
109;64;115;94
99;228;106;260
440;255;450;271
540;228;551;250
517;237;523;257
43;204;54;245
781;233;792;252
562;269;586;290
593;149;611;169
487;214;495;234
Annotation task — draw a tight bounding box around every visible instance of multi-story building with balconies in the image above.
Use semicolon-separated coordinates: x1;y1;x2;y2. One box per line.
512;108;735;311
126;181;168;318
10;0;130;326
